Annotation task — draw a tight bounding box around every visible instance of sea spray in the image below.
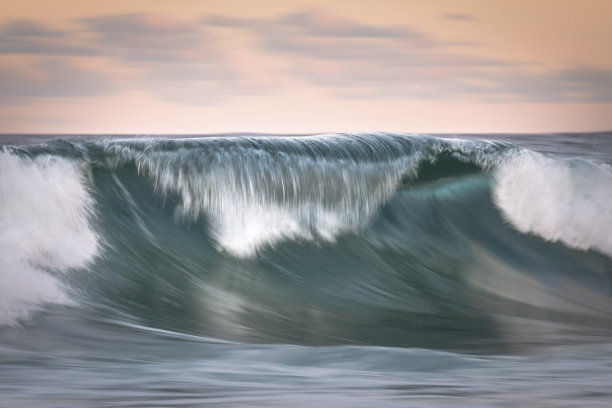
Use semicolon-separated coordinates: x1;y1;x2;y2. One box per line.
0;150;98;325
493;150;612;256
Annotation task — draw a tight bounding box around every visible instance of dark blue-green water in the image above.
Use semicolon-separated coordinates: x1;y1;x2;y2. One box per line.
1;132;612;407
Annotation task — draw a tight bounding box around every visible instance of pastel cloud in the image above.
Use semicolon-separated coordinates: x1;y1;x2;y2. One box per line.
206;10;515;101
78;13;215;63
0;7;611;114
207;9;437;58
0;58;119;104
204;9;612;104
2;19;63;37
557;67;612;102
441;13;479;22
0;19;96;56
208;10;412;40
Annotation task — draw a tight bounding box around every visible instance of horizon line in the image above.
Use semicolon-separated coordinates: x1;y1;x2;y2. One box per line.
1;130;611;136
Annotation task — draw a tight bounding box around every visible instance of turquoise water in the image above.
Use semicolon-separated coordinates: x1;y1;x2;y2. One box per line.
1;132;611;407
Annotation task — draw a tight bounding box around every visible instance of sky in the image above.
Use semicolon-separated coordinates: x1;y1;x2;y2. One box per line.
1;0;611;134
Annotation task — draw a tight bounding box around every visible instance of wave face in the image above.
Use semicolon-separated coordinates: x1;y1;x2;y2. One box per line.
2;133;612;349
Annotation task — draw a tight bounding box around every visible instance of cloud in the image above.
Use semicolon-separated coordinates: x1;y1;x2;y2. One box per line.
204;9;612;104
495;67;612;103
0;19;97;56
0;59;120;104
441;13;479;22
207;10;409;38
0;10;610;108
207;9;436;56
274;10;409;38
557;67;612;102
78;13;215;63
1;19;64;37
412;67;612;103
205;9;511;100
206;9;491;63
74;13;245;105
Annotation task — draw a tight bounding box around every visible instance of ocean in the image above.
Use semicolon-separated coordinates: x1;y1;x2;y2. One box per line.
1;132;611;407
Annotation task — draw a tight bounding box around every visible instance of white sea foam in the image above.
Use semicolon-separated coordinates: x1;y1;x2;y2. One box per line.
0;151;98;325
133;148;418;257
493;150;612;257
104;134;510;258
170;158;411;258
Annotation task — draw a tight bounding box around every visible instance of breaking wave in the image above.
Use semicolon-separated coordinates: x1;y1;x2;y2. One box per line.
1;133;611;348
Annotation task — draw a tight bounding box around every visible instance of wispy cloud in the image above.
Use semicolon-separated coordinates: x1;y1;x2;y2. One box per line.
0;58;120;104
495;67;612;103
557;67;612;102
74;13;245;105
440;13;479;22
207;9;437;57
2;19;64;37
0;19;97;56
206;9;510;100
208;10;411;39
0;9;610;107
78;13;215;63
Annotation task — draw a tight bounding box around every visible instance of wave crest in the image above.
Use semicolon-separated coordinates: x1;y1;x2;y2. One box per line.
493;150;612;257
0;151;98;325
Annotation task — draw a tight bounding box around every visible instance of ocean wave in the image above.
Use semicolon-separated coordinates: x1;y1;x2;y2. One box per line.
1;134;611;347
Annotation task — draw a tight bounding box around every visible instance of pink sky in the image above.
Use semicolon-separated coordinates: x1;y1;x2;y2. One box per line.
1;0;611;134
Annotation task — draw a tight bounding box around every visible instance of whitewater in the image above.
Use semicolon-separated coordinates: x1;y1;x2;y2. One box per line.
1;132;612;407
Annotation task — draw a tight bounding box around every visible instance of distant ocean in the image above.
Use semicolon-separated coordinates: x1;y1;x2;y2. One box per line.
1;132;612;407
